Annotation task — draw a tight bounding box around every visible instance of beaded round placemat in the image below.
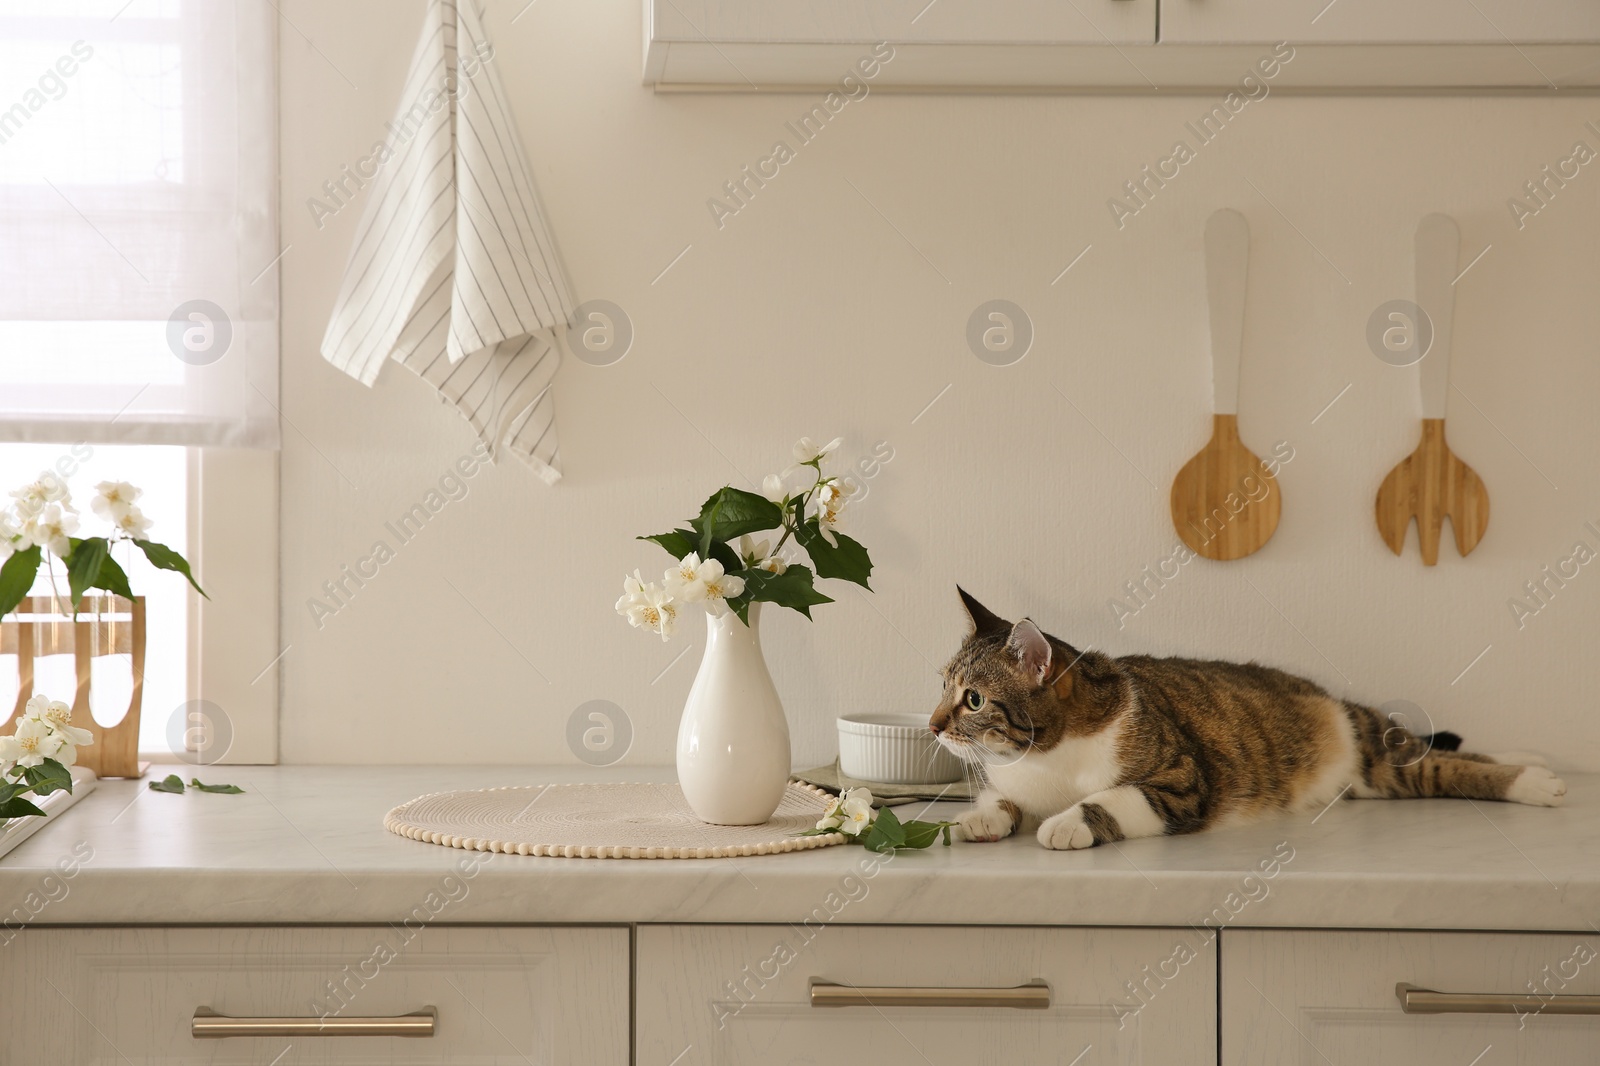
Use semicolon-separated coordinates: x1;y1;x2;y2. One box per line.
384;781;847;859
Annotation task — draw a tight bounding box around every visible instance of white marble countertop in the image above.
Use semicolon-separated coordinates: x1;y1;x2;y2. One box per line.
2;765;1595;931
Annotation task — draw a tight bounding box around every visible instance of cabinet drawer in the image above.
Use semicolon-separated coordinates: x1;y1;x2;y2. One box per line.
0;925;628;1064
638;924;1215;1065
1224;929;1600;1065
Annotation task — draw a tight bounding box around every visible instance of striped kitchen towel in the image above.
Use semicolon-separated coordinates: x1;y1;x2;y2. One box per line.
320;0;574;484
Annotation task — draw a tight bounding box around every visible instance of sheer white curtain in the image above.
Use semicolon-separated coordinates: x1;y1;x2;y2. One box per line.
0;0;278;448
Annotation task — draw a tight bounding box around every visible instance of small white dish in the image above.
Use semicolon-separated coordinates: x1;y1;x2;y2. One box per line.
837;713;964;785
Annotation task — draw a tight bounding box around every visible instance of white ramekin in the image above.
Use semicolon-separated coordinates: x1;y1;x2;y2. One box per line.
836;713;964;785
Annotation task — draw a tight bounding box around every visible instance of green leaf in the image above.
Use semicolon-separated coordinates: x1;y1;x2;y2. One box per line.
0;544;42;617
640;529;740;575
899;820;957;850
696;496;722;558
739;564;834;620
133;539;207;598
689;487;784;546
66;536;108;605
60;537;135;615
795;520;873;589
704;539;741;574
93;553;136;602
189;778;244;794
862;806;907;852
22;758;73;797
0;795;46;819
149;774;186;794
639;529;698;560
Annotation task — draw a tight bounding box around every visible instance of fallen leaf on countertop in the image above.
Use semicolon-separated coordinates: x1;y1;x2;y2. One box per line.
189;778;245;794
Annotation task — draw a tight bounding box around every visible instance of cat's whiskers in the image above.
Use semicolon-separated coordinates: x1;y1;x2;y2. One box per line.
966;754;991;795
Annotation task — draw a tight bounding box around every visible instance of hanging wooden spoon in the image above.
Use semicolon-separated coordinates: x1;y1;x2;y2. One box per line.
1375;213;1489;565
1171;209;1281;561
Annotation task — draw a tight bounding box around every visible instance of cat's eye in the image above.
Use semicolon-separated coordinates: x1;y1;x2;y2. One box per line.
964;689;985;710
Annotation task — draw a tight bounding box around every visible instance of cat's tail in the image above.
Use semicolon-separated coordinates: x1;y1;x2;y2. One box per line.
1344;703;1564;806
1344;703;1465;765
1416;730;1463;752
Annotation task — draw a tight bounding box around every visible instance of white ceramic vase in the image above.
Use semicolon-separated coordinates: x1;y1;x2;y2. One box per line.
676;602;792;825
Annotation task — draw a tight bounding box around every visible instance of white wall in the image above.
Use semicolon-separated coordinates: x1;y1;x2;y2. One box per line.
278;0;1600;770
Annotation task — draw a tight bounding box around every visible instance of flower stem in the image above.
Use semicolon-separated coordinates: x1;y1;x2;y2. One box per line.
770;463;824;555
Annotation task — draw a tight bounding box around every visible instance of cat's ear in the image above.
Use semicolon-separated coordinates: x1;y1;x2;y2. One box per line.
1007;619;1052;685
957;586;1009;636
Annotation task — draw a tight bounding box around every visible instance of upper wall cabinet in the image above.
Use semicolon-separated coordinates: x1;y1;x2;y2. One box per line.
643;0;1600;90
1161;0;1600;45
644;0;1158;89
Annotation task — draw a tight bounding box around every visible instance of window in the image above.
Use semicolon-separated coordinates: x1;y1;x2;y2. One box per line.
0;0;278;445
0;1;279;764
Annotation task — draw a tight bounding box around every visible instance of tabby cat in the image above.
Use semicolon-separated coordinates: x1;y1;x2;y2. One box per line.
931;589;1566;850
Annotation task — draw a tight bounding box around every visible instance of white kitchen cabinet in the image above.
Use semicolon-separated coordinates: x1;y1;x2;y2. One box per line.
642;0;1600;89
649;0;1156;48
0;925;629;1064
644;0;1158;89
1224;929;1600;1065
637;924;1216;1065
1160;0;1600;45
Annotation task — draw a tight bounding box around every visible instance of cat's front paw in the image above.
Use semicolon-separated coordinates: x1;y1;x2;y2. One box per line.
956;805;1016;843
1038;806;1097;851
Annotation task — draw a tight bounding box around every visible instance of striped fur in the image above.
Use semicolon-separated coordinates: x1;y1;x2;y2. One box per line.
930;589;1565;850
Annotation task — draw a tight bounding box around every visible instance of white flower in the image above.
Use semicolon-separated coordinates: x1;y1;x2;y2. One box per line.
112;506;153;539
0;716;64;769
640;585;679;640
839;787;875;836
0;512;21;560
817;787;877;834
664;553;747;615
92;481;142;522
792;436;842;465
10;473;73;520
814;478;854;548
761;473;790;504
614;569;647;612
816;792;850;831
21;503;77;557
615;571;679;641
697;559;745;617
738;536;787;575
23;695;94;750
737;536;768;567
816;478;855;511
664;552;709;603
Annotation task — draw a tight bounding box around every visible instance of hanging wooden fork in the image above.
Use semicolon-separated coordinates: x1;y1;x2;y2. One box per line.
1374;214;1489;565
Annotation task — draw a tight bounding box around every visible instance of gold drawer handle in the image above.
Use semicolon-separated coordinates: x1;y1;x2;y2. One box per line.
810;978;1050;1009
1396;983;1600;1016
192;1006;437;1038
